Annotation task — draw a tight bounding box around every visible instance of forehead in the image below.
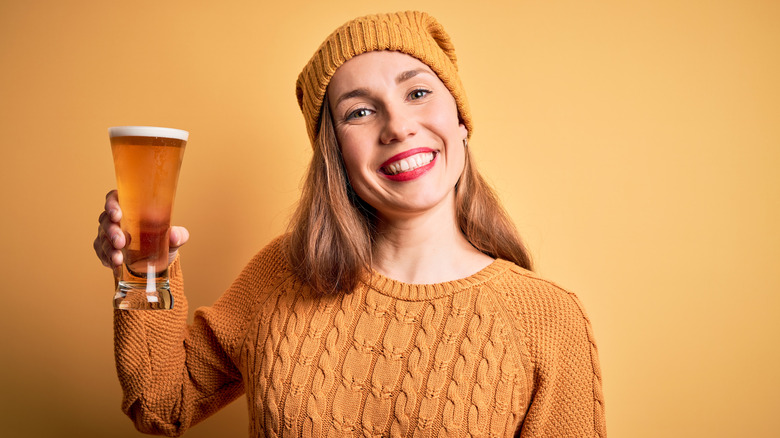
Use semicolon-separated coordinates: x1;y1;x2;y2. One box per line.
328;51;436;94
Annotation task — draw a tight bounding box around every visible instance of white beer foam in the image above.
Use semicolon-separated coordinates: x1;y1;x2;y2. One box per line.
109;126;189;141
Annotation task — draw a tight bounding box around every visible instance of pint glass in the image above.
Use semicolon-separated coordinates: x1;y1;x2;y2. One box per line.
109;126;188;310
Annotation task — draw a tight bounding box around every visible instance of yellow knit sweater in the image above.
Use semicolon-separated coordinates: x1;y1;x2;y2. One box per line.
114;236;606;437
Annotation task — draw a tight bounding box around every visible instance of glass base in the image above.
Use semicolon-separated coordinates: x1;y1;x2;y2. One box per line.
113;280;173;310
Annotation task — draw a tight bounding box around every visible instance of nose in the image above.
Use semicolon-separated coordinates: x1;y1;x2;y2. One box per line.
379;103;417;144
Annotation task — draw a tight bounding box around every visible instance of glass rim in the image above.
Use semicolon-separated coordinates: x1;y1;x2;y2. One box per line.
109;126;189;141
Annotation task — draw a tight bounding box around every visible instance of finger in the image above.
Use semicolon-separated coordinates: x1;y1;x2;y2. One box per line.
95;224;112;266
100;234;123;266
104;190;122;222
99;212;125;249
111;249;123;267
96;216;124;266
93;236;110;267
95;190;124;270
94;231;121;267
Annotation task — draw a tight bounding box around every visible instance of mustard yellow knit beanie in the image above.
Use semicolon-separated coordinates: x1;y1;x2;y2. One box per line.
296;11;472;146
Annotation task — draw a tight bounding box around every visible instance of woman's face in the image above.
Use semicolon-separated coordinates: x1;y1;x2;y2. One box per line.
327;51;468;221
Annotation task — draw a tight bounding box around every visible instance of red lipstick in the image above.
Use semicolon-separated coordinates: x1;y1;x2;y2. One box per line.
379;147;437;182
379;147;435;169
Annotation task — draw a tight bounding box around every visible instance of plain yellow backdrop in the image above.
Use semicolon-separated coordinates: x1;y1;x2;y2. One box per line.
1;0;778;436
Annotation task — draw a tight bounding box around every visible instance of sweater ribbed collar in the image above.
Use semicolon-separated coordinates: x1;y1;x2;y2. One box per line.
363;259;513;301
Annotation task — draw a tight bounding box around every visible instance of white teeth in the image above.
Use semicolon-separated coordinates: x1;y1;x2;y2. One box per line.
384;152;434;175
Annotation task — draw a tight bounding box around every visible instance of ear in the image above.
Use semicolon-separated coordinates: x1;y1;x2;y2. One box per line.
458;122;468;141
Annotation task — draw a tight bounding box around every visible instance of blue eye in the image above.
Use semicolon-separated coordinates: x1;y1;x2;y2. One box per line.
347;108;373;120
409;89;431;100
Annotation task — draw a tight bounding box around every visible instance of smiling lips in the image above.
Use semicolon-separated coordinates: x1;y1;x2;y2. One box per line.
379;148;437;181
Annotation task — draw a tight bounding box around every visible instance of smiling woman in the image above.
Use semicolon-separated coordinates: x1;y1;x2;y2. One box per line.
330;52;468;214
94;10;606;437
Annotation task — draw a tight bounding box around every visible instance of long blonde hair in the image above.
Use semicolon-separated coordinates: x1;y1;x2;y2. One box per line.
286;102;532;294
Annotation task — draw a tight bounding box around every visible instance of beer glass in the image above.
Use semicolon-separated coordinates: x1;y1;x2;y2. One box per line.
109;126;188;310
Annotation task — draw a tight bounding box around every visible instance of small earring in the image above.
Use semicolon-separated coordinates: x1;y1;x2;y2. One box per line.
463;138;468;148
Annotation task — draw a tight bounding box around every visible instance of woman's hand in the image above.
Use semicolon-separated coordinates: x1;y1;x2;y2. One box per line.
93;190;189;274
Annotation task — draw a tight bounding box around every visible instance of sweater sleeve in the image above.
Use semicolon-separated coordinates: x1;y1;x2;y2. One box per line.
520;290;606;437
494;267;606;437
112;238;290;436
112;256;241;436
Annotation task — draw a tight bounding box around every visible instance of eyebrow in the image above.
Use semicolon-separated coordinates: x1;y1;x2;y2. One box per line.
395;68;433;84
333;69;435;107
333;88;371;107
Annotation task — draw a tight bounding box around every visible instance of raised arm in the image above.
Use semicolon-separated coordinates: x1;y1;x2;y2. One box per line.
113;258;245;436
94;189;246;435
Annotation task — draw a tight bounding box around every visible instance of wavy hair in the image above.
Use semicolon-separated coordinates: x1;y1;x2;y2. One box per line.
285;101;532;294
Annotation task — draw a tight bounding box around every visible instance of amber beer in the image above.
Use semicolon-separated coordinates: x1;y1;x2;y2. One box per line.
109;126;188;310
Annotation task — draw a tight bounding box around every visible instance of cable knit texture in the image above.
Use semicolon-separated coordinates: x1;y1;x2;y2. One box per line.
114;236;606;437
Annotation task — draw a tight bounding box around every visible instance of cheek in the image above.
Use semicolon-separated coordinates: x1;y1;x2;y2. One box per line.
340;148;377;206
449;142;466;175
339;143;370;186
336;129;360;169
429;98;464;139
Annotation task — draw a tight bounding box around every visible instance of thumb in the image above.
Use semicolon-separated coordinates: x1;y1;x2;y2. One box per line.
170;226;190;250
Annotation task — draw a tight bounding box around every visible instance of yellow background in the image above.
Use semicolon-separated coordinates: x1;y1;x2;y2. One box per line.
1;0;778;436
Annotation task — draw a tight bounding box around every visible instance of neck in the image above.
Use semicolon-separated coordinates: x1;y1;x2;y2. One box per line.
372;196;493;284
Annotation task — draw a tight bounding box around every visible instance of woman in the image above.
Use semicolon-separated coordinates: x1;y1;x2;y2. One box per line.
95;11;606;437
